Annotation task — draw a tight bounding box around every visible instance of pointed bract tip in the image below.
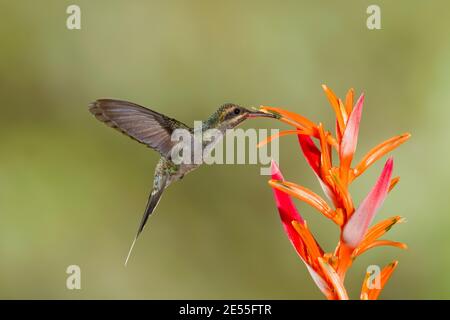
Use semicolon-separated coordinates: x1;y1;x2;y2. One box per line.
270;159;279;170
270;160;283;180
389;260;399;268
386;156;394;168
355;93;365;108
340;92;365;162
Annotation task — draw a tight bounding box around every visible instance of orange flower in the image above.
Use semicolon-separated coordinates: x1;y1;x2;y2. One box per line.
262;85;410;299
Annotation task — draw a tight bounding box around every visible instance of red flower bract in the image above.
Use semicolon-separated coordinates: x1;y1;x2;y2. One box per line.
343;157;394;248
270;161;305;256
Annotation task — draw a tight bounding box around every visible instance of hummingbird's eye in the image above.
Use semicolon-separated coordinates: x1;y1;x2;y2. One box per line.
234;108;241;115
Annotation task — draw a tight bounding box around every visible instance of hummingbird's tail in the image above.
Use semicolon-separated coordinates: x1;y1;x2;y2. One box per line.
125;173;168;266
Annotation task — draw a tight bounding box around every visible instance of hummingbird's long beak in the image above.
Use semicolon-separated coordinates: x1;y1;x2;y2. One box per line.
246;110;276;119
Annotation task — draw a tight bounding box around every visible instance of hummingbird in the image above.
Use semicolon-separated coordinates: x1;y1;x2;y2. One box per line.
88;99;275;265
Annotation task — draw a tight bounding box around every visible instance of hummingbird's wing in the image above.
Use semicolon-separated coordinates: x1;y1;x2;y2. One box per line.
89;99;192;159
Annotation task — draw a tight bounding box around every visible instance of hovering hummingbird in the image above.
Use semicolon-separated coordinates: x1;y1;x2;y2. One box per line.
89;99;274;265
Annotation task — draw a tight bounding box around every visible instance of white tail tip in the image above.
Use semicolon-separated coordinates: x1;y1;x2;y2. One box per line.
124;237;137;267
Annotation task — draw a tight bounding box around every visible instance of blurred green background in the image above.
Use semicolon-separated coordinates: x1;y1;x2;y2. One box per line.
0;0;448;299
